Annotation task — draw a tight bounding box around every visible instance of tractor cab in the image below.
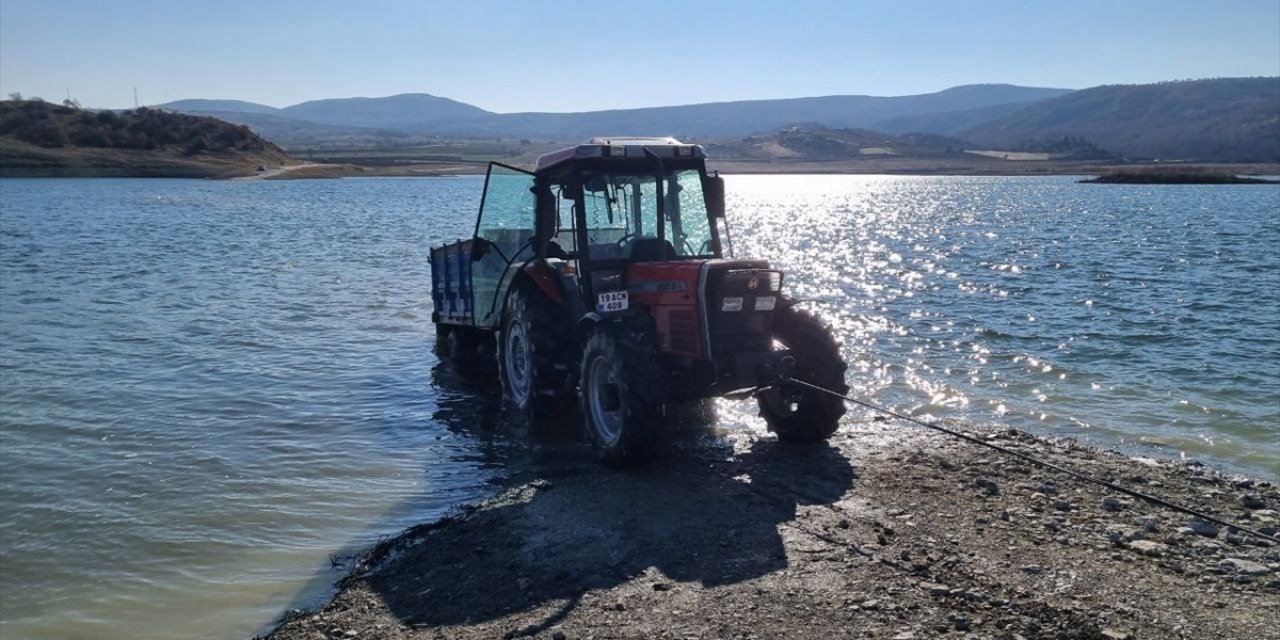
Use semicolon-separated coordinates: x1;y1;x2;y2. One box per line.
431;137;848;467
535;136;724;265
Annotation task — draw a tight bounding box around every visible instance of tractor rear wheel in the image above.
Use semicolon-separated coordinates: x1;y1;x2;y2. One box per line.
758;306;848;443
498;288;572;415
580;325;664;467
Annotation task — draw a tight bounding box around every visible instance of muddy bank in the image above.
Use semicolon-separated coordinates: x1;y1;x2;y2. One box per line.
265;420;1279;640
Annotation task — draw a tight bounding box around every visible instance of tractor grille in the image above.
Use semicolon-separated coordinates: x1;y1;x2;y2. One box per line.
707;267;782;357
711;312;772;354
669;310;697;354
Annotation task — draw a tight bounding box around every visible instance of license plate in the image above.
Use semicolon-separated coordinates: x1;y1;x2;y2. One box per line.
597;291;629;313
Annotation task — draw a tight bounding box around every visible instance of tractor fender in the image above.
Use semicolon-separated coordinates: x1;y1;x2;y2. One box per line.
575;308;656;344
496;260;562;323
522;262;563;303
575;312;604;343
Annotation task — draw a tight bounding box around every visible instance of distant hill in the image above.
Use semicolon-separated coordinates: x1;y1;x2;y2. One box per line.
960;78;1280;162
704;126;974;161
869;101;1049;136
424;84;1073;138
0;99;292;177
161;99;282;115
181;110;417;147
280;93;494;130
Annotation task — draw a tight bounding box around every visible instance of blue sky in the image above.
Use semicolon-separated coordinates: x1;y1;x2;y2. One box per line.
2;0;1277;112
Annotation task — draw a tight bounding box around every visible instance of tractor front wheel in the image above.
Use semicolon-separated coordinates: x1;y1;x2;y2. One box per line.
758;306;848;443
580;325;664;467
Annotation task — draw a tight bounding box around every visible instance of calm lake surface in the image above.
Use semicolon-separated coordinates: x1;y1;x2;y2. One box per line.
1;175;1277;639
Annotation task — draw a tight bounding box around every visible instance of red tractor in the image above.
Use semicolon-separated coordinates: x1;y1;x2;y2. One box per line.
431;138;848;466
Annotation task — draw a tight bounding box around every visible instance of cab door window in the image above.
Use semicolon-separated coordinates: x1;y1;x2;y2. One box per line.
472;163;535;326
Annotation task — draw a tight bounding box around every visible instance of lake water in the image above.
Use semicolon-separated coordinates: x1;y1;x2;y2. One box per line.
1;175;1277;639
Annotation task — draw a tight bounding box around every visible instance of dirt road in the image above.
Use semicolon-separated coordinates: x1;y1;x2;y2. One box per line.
232;163;319;180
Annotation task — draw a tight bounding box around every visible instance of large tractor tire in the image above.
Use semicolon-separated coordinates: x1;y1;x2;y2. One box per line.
497;288;573;415
580;324;664;467
758;306;848;443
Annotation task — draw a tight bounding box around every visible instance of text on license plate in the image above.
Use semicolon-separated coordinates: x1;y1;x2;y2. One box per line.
597;291;629;312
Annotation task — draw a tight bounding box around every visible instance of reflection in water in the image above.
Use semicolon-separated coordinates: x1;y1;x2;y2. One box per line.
426;350;596;485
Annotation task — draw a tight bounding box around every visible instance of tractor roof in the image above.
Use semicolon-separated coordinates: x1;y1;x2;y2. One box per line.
535;137;706;173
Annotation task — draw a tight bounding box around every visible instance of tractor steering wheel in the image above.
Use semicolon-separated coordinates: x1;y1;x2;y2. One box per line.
615;232;640;246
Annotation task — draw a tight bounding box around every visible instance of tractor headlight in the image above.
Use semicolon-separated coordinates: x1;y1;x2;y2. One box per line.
754;296;777;311
721;297;743;312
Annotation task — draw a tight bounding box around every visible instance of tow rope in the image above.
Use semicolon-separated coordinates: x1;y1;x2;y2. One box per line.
782;376;1280;545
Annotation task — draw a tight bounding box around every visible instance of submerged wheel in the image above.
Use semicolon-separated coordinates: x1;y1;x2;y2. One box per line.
580;325;664;467
497;288;572;414
758;306;848;443
435;323;484;357
435;323;455;353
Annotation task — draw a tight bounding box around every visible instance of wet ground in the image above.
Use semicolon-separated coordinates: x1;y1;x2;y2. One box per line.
265;397;1280;640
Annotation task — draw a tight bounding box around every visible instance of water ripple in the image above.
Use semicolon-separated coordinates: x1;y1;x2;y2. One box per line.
1;175;1277;639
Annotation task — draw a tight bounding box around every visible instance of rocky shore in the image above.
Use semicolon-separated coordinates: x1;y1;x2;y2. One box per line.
265;420;1279;640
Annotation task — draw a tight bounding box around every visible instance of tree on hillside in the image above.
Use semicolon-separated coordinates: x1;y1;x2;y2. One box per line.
184;136;208;155
24;120;69;147
1;100;285;158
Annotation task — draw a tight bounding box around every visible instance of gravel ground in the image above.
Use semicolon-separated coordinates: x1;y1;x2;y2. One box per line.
264;420;1280;640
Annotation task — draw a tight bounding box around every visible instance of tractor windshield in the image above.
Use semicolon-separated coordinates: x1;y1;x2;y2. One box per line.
581;169;714;262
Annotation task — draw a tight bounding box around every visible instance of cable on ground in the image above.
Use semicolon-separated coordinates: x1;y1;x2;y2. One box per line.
781;376;1280;545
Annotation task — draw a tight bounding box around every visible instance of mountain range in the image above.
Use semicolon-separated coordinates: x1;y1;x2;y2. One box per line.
162;78;1280;162
163;84;1070;140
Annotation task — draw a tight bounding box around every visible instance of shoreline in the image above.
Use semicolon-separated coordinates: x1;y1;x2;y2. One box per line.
4;161;1278;180
263;421;1279;640
254;160;1280;180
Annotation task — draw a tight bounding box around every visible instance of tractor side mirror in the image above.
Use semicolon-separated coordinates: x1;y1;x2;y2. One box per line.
705;173;725;218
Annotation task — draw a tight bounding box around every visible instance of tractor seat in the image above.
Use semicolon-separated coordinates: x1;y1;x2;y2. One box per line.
628;237;677;261
589;243;625;260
